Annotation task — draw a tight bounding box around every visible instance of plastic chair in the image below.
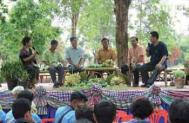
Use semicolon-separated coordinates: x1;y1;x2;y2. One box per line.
149;109;168;123
42;118;54;123
114;110;133;122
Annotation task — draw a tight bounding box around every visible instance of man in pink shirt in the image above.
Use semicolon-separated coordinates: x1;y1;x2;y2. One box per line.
121;37;145;86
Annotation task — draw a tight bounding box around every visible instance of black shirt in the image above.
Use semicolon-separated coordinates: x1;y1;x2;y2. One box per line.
19;48;37;66
148;41;168;66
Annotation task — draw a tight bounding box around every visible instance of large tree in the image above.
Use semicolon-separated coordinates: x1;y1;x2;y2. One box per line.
0;0;61;61
114;0;131;66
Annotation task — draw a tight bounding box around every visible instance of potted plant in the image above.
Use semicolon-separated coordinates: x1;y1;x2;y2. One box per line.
1;61;29;90
172;70;186;89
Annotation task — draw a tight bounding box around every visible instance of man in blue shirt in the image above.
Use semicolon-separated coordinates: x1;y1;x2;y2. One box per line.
138;31;168;87
55;91;88;123
5;90;41;123
66;37;84;73
0;105;6;123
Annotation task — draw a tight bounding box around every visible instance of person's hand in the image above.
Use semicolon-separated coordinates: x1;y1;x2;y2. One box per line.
33;51;37;56
156;63;162;70
75;64;81;68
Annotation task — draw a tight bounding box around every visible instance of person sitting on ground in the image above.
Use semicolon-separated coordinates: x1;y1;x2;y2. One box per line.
55;91;88;123
169;100;189;123
138;31;168;87
0;104;6;123
12;98;33;123
19;36;39;88
43;40;65;88
75;105;94;123
96;38;116;64
5;90;41;123
66;37;84;73
93;101;116;123
127;98;153;123
121;37;145;87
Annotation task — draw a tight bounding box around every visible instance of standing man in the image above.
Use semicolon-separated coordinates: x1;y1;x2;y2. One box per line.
96;38;116;64
121;37;145;87
66;37;84;73
43;40;65;88
138;31;168;87
19;36;39;88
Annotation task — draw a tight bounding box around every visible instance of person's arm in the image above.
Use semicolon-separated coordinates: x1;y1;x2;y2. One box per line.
96;50;101;64
41;51;50;66
77;49;84;67
22;51;37;62
156;43;168;69
138;47;145;63
146;43;151;57
65;48;74;65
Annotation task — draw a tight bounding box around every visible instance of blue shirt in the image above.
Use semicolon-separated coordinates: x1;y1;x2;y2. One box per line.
148;41;168;66
0;110;6;123
5;110;41;123
55;105;75;123
66;47;84;65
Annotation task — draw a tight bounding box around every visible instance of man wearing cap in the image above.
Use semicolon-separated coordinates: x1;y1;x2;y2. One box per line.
96;38;116;64
55;91;88;123
121;37;145;87
66;37;84;73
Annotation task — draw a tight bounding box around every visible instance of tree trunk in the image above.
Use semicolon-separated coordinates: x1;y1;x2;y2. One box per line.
114;0;131;67
71;12;79;37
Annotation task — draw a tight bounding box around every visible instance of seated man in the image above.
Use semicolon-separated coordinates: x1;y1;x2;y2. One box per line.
138;31;168;87
12;98;33;123
5;90;41;123
19;36;39;88
127;98;153;123
121;37;145;87
96;38;116;64
66;37;84;73
169;100;189;123
43;40;65;88
93;101;116;123
55;91;88;123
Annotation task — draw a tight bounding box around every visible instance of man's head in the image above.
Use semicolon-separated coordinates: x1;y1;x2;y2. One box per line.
131;98;153;120
101;38;109;50
130;36;138;48
169;100;189;123
70;37;78;48
50;40;58;51
150;31;159;44
17;90;34;102
70;91;88;109
22;36;32;47
75;106;94;122
12;98;32;122
94;101;116;123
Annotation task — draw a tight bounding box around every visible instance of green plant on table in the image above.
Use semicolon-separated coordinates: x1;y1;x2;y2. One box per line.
172;70;186;79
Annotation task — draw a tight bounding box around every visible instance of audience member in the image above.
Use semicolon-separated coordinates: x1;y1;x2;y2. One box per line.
12;98;33;123
5;90;41;123
55;91;88;123
11;86;24;98
93;101;116;123
0;105;6;123
169;100;189;123
127;98;153;123
75;106;94;123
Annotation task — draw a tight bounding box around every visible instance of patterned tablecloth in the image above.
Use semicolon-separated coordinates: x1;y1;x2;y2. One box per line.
1;85;189;115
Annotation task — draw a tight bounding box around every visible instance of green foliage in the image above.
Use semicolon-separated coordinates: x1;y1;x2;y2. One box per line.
78;0;115;49
131;0;177;51
172;70;186;79
0;0;61;61
1;60;29;82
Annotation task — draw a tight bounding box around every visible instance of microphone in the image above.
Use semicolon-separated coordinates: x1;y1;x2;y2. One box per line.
32;47;39;54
